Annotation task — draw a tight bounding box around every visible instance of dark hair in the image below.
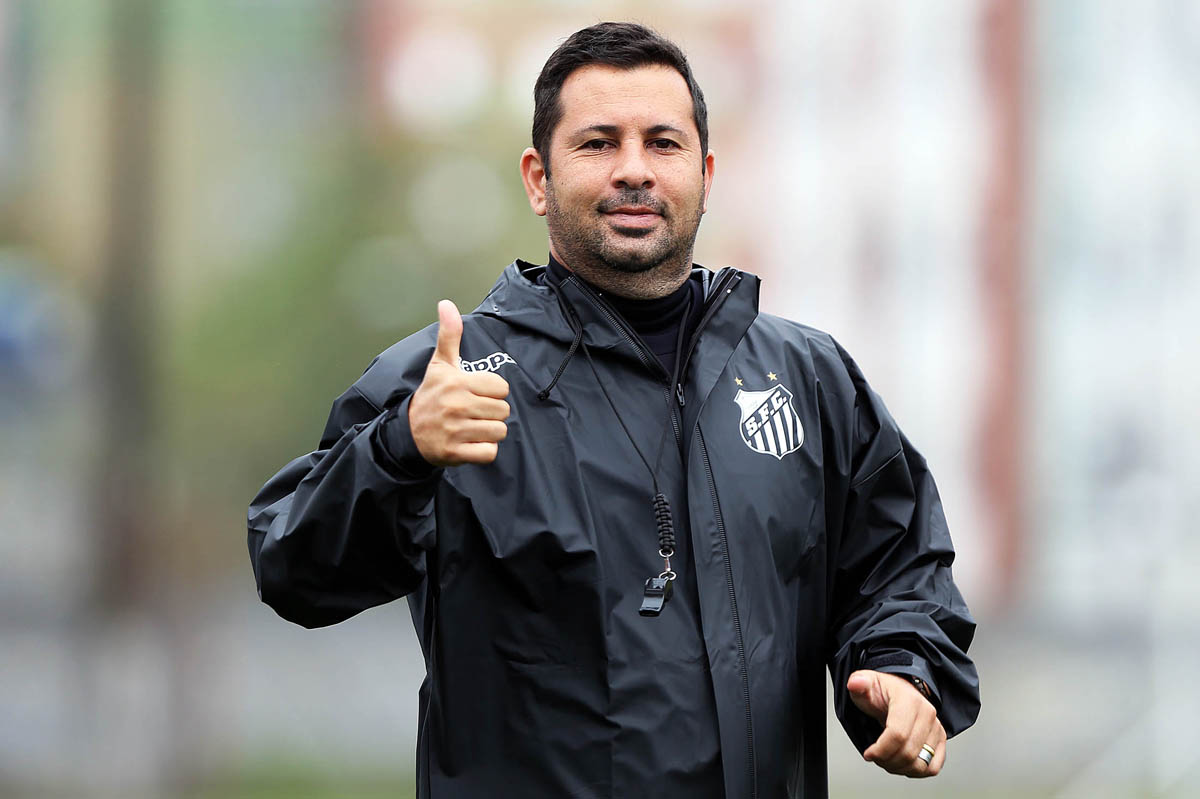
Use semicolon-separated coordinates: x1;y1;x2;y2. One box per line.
532;22;709;175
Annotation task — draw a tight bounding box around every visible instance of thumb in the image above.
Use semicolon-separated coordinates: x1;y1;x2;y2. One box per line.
847;670;888;723
431;299;463;366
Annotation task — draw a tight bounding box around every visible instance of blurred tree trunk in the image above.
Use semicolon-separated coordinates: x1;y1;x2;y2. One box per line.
979;0;1027;608
79;0;178;791
92;0;160;613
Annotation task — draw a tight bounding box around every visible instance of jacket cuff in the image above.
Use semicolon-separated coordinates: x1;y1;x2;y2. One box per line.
377;395;439;480
860;648;942;710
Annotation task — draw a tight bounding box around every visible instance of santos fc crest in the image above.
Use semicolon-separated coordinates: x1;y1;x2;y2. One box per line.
734;384;804;459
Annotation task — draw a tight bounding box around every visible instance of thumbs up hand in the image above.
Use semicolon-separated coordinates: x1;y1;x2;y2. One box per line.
408;300;510;466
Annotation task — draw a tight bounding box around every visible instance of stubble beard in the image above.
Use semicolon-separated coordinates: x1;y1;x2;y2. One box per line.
544;180;705;299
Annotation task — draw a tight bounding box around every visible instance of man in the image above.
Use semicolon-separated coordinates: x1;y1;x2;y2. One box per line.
248;22;979;799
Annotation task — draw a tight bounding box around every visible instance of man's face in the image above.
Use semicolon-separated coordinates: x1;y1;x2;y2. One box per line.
522;64;715;277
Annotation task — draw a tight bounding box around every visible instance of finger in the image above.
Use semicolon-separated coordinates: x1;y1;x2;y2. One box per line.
904;706;937;765
904;729;937;777
902;721;945;779
465;371;510;399
864;719;916;768
431;300;463;365
863;697;918;764
925;725;947;777
451;441;499;464
847;670;887;723
465;396;511;422
450;419;508;444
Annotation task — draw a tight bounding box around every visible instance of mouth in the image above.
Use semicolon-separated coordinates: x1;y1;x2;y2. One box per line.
602;205;662;229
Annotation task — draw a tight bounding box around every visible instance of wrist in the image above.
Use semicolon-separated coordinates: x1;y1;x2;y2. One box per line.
381;396;440;478
906;674;933;701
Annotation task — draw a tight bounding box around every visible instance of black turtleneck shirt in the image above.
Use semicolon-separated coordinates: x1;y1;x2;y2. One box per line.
543;255;705;378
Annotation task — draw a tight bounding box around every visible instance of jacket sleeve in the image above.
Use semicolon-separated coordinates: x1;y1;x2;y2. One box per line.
824;340;980;752
247;355;440;629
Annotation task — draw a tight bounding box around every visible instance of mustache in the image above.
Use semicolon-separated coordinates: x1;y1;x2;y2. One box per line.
597;191;665;215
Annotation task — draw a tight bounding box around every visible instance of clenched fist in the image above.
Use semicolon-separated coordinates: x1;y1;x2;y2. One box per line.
848;670;946;777
408;300;511;466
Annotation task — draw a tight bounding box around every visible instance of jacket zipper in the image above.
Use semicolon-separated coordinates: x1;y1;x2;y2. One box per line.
577;273;757;794
699;429;758;799
579;267;738;416
571;283;686;454
569;278;669;379
672;270;741;408
574;269;741;452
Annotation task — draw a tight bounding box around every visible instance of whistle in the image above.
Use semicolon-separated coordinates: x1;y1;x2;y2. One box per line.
638;575;673;617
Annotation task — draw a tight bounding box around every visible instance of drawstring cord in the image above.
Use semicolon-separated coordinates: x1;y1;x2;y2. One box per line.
536;282;585;401
535;326;582;401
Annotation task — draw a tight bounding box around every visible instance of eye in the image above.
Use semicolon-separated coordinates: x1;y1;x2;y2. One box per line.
583;139;611;151
649;139;680;151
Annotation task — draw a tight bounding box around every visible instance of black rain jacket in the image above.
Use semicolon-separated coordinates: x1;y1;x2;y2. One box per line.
248;261;980;798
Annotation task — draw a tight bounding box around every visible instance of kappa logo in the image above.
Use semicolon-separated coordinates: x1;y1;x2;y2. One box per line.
459;352;516;374
734;384;804;460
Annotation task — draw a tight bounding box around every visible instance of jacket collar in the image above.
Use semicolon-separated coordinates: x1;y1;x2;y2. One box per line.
681;267;759;437
476;260;760;376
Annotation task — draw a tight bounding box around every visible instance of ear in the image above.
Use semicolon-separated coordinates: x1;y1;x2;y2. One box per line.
520;147;548;216
701;150;716;214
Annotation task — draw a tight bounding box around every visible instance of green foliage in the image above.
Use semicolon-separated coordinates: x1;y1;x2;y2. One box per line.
160;142;542;577
188;756;413;799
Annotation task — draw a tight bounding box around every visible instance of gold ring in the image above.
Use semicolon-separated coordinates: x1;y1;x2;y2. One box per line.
918;743;935;765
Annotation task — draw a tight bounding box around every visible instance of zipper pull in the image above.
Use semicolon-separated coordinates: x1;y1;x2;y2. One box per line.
675;383;686;407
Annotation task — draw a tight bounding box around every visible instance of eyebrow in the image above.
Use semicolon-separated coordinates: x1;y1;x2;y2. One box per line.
569;123;689;139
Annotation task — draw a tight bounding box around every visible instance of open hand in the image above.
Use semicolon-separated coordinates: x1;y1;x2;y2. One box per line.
847;669;946;777
408;300;510;466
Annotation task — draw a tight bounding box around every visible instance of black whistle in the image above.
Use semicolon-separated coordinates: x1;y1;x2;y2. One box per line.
638;576;673;616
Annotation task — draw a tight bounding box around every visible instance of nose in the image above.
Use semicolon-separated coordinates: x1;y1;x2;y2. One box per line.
610;142;655;190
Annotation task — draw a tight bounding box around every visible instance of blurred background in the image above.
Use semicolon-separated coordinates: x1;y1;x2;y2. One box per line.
1;0;1197;797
